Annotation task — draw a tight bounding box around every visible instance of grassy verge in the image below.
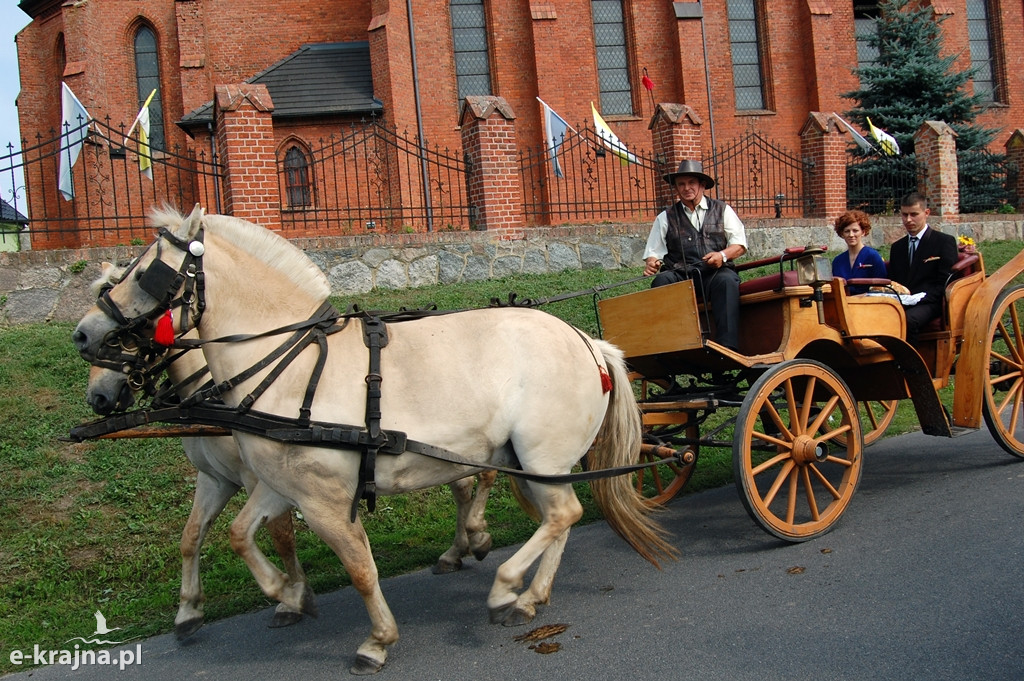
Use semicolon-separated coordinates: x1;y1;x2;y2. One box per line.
1;240;1021;672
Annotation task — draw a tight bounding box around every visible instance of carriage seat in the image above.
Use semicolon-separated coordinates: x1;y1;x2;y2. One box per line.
736;246;818;297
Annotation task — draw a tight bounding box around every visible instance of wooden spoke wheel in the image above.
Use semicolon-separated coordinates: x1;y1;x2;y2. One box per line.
983;285;1024;458
836;400;899;448
733;359;863;542
634;440;697;507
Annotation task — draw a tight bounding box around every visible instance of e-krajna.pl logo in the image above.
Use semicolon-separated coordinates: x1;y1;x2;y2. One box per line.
8;610;142;671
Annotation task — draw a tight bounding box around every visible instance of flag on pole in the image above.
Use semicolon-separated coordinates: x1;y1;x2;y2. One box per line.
58;82;92;200
591;102;637;165
866;116;900;156
832;112;875;153
126;89;157;180
538;97;569;178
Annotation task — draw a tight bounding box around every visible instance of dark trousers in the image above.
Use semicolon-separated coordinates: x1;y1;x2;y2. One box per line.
905;299;942;337
652;266;741;350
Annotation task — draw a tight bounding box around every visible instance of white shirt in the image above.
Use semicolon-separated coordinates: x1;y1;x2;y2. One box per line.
643;196;748;260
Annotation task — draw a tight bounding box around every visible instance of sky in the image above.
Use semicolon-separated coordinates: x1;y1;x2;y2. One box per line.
1;3;30;205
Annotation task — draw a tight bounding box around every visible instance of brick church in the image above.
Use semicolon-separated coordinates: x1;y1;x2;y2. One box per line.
13;0;1024;247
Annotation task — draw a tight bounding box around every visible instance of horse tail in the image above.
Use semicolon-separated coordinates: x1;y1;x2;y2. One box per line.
588;339;678;568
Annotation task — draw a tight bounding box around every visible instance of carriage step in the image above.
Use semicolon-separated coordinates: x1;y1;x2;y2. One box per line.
949;426;980;438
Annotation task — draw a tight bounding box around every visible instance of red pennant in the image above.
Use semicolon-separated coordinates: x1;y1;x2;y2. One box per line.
154;309;175;346
641;74;655;92
599;366;613;394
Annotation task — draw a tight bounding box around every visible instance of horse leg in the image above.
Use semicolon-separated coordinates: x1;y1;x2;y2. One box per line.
298;499;398;675
433;477;474;574
176;469;239;640
264;510;308;628
487;483;583;627
228;485;318;619
466;470;496;561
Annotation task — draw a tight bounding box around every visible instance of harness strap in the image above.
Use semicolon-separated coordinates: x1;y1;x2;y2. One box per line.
353;316;389;521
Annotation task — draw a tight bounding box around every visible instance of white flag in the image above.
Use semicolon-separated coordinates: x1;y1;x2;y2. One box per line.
538;97;569;178
832;112;875;153
591;102;637;165
58;82;92;200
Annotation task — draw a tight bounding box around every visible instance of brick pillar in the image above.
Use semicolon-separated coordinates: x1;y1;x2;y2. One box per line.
213;84;280;229
914;120;959;219
1005;130;1024;210
800;112;848;220
459;96;523;237
648;103;704;208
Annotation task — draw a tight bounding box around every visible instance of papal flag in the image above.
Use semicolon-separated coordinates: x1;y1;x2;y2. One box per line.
127;89;157;180
538;97;569;178
58;82;92;200
866;116;901;156
591;102;637;165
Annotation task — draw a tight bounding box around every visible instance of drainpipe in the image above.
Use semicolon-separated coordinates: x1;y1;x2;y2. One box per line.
407;0;434;231
698;1;718;165
208;121;222;213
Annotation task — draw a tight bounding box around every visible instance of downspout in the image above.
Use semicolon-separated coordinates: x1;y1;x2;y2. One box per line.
407;0;434;231
698;1;718;165
207;121;222;213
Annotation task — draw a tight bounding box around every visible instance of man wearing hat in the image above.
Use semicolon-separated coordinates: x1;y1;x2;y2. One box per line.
643;160;748;350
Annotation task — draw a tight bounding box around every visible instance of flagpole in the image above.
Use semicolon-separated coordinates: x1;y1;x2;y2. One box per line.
124;89;157;144
535;97;581;135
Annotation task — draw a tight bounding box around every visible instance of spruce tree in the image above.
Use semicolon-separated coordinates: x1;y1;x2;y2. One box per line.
843;0;1013;214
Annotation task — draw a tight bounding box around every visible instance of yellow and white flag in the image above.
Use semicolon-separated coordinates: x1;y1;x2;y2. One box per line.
126;89;157;180
866;117;900;156
591;102;637;165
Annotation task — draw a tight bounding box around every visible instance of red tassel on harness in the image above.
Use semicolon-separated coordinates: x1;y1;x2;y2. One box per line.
154;309;175;346
599;366;613;394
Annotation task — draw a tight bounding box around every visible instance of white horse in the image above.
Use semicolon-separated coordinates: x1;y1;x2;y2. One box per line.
85;265;498;637
73;206;675;674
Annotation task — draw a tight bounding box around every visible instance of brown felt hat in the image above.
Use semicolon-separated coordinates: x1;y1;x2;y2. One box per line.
662;160;716;189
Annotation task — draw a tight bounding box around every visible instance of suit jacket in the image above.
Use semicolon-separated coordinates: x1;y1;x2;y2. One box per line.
887;226;959;306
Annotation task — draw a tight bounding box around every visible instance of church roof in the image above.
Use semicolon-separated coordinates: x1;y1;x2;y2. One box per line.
178;41;383;131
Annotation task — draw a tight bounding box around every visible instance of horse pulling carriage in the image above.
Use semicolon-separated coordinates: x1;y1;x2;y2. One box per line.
69;205;1024;673
600;242;1024;541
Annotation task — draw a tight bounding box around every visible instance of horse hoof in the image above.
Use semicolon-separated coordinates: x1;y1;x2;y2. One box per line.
432;558;463;575
489;601;516;625
350;654;384;675
268;610;303;628
300;585;319;618
175;617;203;640
471;534;492;561
500;605;536;627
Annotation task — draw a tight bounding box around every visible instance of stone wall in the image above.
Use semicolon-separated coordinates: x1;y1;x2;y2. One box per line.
2;217;1022;326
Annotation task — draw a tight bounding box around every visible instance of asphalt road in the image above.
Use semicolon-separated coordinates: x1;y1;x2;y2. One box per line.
7;428;1024;681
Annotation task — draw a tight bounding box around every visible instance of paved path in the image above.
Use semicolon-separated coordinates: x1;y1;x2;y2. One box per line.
7;429;1024;680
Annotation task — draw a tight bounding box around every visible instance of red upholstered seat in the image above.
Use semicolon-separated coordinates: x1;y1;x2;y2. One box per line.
738;269;800;296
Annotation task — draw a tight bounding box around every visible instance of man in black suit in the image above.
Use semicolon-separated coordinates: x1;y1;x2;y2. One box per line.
886;192;959;337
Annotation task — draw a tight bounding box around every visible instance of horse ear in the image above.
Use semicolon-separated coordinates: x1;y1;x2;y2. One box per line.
178;203;205;240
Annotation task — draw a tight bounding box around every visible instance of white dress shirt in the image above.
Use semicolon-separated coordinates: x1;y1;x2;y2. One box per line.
643;196;748;260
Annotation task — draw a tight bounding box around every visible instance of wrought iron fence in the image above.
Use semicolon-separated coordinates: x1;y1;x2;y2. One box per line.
704;131;813;218
958;149;1018;214
6;117;222;249
519;121;662;225
277;117;474;235
845;150;918;215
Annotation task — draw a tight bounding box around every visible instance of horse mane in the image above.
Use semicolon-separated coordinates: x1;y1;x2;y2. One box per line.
148;207;332;301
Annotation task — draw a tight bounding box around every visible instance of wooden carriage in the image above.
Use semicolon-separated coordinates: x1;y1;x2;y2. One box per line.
597;245;1024;541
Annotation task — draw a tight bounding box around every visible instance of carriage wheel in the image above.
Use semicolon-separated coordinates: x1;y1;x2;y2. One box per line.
982;285;1024;458
733;359;863;542
634;436;697;507
836;400;899;448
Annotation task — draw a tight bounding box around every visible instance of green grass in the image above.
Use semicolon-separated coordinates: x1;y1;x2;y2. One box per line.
2;239;1022;673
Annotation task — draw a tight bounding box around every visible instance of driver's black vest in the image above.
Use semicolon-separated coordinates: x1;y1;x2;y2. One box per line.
663;199;728;270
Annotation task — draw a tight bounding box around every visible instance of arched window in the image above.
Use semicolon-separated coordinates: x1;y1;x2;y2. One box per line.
727;0;770;111
134;25;165;150
966;0;1001;103
283;146;312;208
591;0;633;116
450;0;493;100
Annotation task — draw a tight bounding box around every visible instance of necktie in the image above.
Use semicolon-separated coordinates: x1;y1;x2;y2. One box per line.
908;236;918;262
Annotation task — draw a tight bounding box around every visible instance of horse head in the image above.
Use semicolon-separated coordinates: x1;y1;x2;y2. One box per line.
73;204;206;366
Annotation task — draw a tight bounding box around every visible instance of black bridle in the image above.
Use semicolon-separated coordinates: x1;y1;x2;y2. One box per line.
89;226;207;382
